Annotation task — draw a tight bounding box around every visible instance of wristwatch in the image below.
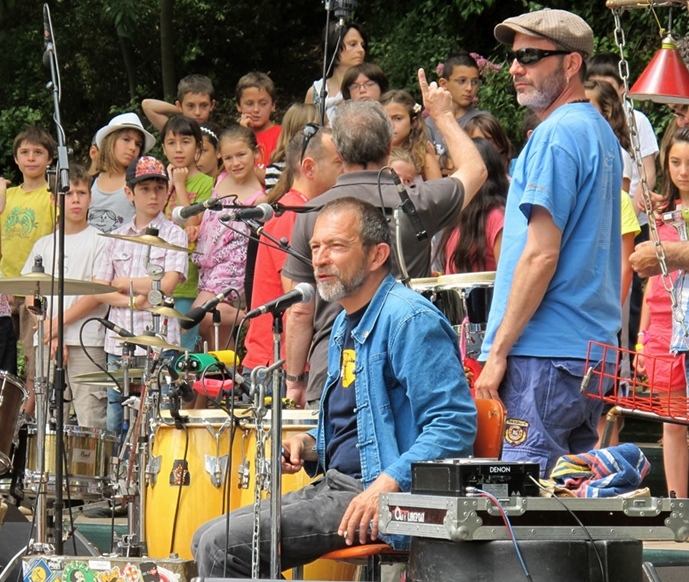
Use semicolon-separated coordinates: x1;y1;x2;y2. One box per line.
285;372;306;382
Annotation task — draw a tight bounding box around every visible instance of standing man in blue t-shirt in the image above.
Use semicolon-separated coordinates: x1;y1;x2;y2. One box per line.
475;8;622;475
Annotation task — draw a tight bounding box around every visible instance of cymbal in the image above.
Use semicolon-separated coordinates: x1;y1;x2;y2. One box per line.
72;369;145;386
0;272;118;296
146;306;193;322
116;334;185;352
100;232;196;254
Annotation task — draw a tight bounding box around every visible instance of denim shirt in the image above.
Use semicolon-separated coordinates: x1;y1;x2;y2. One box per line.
306;274;477;547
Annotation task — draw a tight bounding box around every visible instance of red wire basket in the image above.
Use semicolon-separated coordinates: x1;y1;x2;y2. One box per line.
583;341;689;425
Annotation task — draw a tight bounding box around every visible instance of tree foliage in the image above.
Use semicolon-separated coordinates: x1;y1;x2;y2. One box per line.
0;0;684;178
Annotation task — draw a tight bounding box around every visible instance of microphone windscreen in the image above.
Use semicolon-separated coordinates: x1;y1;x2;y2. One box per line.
181;306;206;330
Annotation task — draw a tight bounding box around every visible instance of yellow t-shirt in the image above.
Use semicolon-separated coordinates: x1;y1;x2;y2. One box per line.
621;191;641;238
1;184;55;277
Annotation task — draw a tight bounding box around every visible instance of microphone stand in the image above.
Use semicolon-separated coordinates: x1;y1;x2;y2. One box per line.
43;2;70;554
269;314;286;579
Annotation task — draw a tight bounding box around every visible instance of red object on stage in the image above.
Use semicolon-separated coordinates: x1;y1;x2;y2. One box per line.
193;377;232;397
629;35;689;104
584;341;689;424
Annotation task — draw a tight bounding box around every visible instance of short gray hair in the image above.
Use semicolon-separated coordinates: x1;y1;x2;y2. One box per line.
332;101;392;167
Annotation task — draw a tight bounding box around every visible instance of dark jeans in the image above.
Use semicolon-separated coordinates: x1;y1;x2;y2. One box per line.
192;469;363;578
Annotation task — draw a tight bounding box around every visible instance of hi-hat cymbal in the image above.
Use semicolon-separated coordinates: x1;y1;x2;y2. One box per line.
146;306;193;322
116;334;185;351
100;232;196;254
0;273;118;296
72;369;145;386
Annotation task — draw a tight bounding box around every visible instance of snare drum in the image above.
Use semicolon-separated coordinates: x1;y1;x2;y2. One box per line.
0;371;28;475
24;425;118;498
145;409;355;580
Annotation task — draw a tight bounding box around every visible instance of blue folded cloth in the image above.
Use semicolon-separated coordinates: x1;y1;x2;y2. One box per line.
549;443;651;498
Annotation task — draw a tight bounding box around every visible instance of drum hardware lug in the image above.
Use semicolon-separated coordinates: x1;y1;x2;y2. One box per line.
146;455;161;486
238;459;251;489
205;454;228;488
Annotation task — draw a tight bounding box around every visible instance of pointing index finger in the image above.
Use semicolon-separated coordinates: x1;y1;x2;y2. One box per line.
417;68;428;94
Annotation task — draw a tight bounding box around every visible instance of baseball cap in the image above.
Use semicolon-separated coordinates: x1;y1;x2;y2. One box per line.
126;156;169;186
494;8;594;59
95;112;156;152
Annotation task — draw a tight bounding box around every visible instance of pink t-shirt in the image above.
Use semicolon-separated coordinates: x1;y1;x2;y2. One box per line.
444;206;504;274
643;221;685;391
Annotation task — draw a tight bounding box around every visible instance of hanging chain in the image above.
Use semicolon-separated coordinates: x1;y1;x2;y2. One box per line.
613;7;689;347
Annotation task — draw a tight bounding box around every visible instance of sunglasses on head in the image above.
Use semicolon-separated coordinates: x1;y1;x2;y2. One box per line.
300;123;320;162
506;48;571;66
671;104;689;119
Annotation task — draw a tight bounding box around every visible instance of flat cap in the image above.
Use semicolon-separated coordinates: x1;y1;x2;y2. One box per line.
494;8;594;59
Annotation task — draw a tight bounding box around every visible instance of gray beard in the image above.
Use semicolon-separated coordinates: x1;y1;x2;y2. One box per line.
517;73;566;113
316;270;367;303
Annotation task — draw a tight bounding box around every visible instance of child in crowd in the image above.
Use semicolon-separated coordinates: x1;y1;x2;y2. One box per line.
142;74;216;131
0;126;57;415
22;164;109;428
340;63;389;102
381;90;442;181
197;123;223;180
94;156;188;435
236;72;282;166
426;52;485;157
161;115;213;352
634;127;689;498
89;112;155;233
388;148;416;187
464;113;513;175
264;103;319;192
192;126;266;356
437;138;508;274
305;22;367;124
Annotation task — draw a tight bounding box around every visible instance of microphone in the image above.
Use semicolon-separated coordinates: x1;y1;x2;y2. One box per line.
172;198;224;225
244;282;315;320
167;366;196;404
333;0;357;23
181;286;237;330
98;318;136;338
42;4;55;68
220;203;274;224
390;169;428;241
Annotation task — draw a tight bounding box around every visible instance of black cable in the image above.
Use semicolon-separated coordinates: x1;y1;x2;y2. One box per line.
168;422;190;555
375;166;404;277
527;475;607;582
79;317;123;392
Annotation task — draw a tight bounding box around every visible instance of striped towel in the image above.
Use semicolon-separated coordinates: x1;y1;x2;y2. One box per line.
549;443;651;498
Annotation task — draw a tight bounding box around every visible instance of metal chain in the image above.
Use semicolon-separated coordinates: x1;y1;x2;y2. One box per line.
613;8;689;347
251;409;267;579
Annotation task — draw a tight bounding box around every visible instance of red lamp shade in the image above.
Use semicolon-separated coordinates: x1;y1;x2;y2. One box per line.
629;35;689;104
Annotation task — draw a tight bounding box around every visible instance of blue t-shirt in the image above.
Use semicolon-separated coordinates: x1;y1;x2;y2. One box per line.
481;102;622;362
325;305;365;478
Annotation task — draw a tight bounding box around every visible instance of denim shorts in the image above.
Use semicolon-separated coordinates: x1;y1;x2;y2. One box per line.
500;356;608;477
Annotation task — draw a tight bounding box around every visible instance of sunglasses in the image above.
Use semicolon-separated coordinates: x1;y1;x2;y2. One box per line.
671;104;689;120
300;123;320;162
506;48;571;66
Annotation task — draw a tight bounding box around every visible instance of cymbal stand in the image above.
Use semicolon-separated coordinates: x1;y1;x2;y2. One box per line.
28;275;52;552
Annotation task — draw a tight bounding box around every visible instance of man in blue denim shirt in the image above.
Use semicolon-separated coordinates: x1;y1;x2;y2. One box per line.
192;197;476;577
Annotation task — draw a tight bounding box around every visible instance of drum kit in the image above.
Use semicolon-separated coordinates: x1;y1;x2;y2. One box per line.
0;228;353;579
410;271;495;362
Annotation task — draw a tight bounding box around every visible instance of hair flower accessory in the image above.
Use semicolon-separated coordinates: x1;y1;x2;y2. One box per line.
412;103;422;114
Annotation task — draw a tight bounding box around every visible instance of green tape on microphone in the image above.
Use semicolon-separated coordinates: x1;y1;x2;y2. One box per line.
174;353;218;373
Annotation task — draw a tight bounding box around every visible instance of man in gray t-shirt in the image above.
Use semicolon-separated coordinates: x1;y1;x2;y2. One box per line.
281;69;487;407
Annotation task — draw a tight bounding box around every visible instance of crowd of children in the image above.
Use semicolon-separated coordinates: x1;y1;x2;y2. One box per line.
1;28;688;498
